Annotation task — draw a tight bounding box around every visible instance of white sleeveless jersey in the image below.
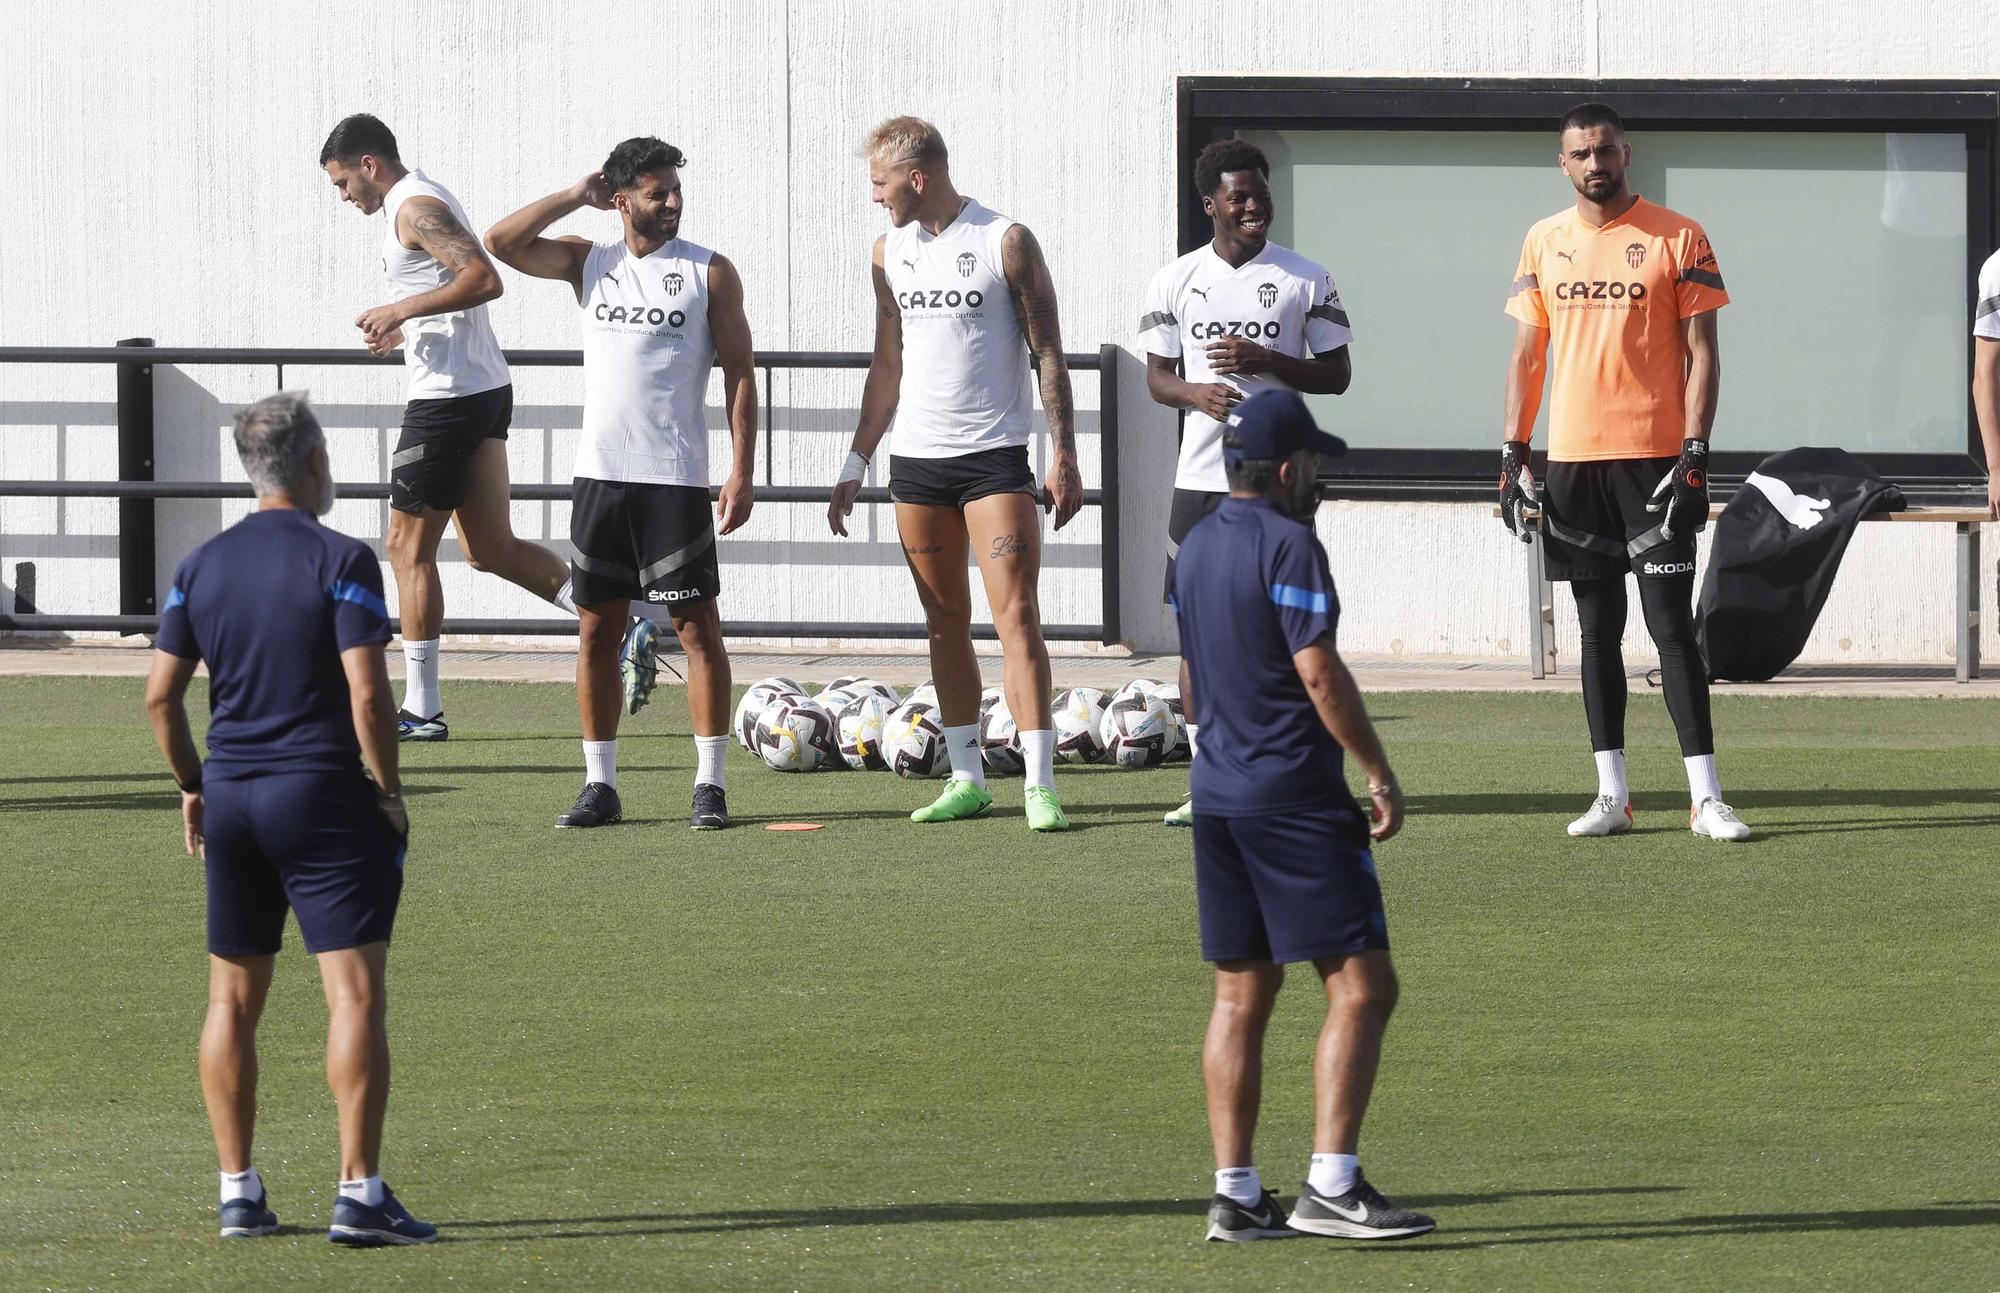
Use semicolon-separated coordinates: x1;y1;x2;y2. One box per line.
575;238;716;486
881;199;1032;458
379;171;510;401
1137;240;1351;491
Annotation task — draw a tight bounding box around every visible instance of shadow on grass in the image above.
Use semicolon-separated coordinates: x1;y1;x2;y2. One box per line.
0;785;458;812
1407;788;2000;816
439;1195;2000;1248
1373;1201;2000;1255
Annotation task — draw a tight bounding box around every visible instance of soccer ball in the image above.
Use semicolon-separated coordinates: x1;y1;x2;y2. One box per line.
812;674;871;709
836;693;894;771
979;694;1024;776
1154;682;1190;762
906;680;939;709
752;697;837;772
883;700;949;779
1052;686;1107;764
1099;691;1176;768
734;678;807;750
849;678;902;707
1113;677;1164;702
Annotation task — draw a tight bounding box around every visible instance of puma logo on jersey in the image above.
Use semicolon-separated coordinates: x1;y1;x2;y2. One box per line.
1744;472;1832;531
1555;250;1576;264
602;271;620;286
900;258;918;273
1189;287;1210;301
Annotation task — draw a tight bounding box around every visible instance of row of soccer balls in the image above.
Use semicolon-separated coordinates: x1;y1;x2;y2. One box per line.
733;675;1190;776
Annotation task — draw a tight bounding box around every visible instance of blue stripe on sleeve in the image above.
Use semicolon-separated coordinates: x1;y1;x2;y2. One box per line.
1269;583;1328;614
328;580;389;619
162;586;186;613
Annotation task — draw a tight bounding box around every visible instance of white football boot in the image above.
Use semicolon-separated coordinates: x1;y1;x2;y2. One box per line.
1690;797;1751;842
1567;794;1633;837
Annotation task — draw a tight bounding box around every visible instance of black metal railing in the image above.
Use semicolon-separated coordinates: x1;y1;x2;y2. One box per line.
0;340;1122;644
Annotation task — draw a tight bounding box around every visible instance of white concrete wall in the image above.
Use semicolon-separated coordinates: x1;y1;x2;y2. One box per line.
2;0;1995;664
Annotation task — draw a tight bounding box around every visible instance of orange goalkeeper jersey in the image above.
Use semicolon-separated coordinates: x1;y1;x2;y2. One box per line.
1505;197;1728;462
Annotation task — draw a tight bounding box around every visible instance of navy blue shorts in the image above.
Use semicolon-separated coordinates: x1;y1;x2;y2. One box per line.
202;770;407;957
1193;806;1388;964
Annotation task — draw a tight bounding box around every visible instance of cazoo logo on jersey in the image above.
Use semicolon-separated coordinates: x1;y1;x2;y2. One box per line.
596;304;686;327
898;286;984;310
1191;319;1282;340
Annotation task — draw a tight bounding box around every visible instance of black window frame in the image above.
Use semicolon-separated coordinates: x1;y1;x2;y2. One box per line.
1176;76;1999;502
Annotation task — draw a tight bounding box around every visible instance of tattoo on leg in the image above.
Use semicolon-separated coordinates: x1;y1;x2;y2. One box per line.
990;533;1026;559
904;543;945;556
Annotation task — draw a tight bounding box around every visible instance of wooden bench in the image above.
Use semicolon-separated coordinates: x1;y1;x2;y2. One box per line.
1490;505;1990;682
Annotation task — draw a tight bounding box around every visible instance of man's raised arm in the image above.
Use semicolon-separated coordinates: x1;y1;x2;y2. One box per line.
484;174;611;299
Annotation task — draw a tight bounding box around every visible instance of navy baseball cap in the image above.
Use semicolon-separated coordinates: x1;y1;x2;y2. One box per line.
1221;390;1347;464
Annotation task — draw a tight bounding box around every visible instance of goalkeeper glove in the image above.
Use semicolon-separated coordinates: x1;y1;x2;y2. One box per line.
1498;441;1539;543
1646;438;1710;541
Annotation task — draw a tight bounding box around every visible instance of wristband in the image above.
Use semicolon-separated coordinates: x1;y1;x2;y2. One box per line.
837;451;870;487
1368;777;1399;798
177;775;202;795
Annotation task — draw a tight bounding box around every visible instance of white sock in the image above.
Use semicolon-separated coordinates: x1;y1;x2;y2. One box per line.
1215;1166;1262;1206
402;639;441;719
943;722;985;787
1307;1152;1359;1197
1685;753;1722;805
1186;723;1199;760
220;1166;262;1205
695;734;729;789
552;577;578;616
583;739;618;789
1020;729;1055;790
337;1175;385;1208
1594;749;1629;801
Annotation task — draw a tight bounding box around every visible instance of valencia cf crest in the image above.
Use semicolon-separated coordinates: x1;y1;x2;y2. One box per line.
1625;243;1645;268
663;271;685;295
1257;281;1278;308
956;251;976;278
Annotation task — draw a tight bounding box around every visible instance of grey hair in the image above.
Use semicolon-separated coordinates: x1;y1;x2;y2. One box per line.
232;391;325;499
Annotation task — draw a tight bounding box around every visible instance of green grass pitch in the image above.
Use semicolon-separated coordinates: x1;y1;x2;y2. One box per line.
2;675;1996;1291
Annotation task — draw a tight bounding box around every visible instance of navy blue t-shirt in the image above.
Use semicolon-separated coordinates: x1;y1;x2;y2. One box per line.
1173;497;1363;824
155;509;391;780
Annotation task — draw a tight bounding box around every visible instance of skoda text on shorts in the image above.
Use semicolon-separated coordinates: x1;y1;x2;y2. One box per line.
320;113;580;741
826;116;1082;831
484;137;757;831
1139;137;1355;827
1500;102;1750;843
143;392;437;1246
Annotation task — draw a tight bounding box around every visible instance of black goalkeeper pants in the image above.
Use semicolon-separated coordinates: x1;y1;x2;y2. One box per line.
1572;574;1714;757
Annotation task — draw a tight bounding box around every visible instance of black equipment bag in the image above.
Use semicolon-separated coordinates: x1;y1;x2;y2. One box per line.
1695;447;1904;682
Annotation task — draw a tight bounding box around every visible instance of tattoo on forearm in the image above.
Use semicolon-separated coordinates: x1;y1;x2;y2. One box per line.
989;534;1026;559
413;207;483;271
1003;226;1076;452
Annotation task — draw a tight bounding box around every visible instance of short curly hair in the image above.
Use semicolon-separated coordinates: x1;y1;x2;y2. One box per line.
1194;139;1269;197
603;137;686;192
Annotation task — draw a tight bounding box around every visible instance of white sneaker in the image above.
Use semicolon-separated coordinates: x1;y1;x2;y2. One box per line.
1567;794;1633;837
1690;797;1751;841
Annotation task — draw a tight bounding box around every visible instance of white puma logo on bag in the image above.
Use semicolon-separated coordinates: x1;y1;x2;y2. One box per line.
1744;472;1832;530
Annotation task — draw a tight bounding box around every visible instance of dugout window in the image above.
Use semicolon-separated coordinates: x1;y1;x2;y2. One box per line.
1177;79;1999;500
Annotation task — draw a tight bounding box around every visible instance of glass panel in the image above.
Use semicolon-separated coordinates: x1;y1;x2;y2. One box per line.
1244;128;1969;456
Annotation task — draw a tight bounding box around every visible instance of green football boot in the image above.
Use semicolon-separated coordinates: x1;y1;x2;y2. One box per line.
1024;786;1072;832
911;779;994;823
1162;798;1194;828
